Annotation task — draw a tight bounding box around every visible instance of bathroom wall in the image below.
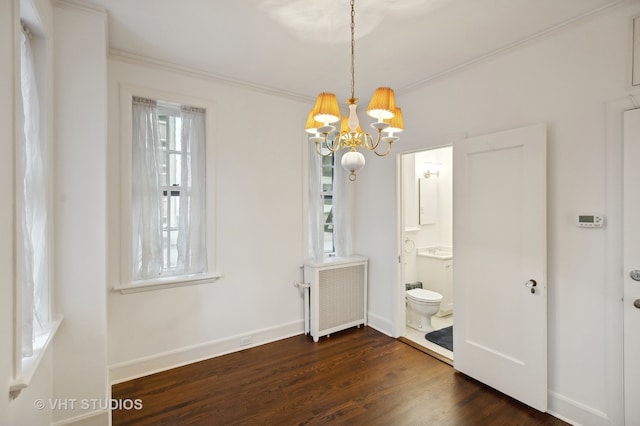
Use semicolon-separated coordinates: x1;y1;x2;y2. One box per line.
401;147;453;285
413;147;453;250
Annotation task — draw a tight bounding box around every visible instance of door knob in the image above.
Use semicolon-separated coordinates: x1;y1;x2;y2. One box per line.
631;270;640;281
634;299;640;309
525;279;537;294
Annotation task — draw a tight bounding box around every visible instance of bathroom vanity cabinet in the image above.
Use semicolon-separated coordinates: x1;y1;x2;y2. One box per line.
417;252;453;316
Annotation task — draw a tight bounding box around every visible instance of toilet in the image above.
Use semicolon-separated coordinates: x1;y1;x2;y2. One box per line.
406;288;443;332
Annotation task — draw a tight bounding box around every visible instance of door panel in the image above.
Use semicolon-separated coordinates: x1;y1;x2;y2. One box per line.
453;123;547;411
623;109;640;424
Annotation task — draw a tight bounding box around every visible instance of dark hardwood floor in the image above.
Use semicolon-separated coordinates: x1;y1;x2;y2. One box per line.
112;326;567;425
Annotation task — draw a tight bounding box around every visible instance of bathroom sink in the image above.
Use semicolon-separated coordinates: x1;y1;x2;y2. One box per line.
417;247;453;260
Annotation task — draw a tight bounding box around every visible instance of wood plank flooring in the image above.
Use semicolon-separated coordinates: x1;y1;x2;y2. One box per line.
112;326;567;425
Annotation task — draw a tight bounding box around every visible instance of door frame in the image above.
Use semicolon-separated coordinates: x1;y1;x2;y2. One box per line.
393;135;463;339
602;96;633;425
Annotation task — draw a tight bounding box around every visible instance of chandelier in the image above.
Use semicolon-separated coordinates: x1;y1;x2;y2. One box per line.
304;0;404;181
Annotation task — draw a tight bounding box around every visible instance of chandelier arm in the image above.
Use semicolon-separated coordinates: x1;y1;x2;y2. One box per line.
315;141;336;157
365;129;382;151
358;132;371;151
329;133;343;152
371;141;393;157
325;133;342;153
361;131;392;156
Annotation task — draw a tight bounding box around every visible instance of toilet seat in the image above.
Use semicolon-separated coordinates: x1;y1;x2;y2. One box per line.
406;288;443;303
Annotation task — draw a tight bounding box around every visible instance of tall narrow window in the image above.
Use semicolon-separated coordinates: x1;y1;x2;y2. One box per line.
18;22;50;359
12;19;61;399
321;155;335;254
131;97;208;282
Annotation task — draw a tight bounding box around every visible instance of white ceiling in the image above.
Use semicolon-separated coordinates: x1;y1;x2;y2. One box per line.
84;0;623;101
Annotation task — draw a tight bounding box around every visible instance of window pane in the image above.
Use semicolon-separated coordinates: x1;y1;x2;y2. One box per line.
168;116;176;150
174;116;182;151
162;195;168;227
322;155;333;193
169;153;181;186
323;224;334;253
163;230;169;268
159;119;167;147
169;191;180;228
169;231;178;269
322;195;334;253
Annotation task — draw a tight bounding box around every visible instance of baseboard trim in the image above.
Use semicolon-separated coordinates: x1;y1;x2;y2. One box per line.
109;320;304;384
548;390;610;426
367;312;393;337
51;408;108;426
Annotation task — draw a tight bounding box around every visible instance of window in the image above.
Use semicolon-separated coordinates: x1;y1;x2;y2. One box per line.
321;155;335;254
308;147;353;259
117;89;219;293
158;107;186;272
12;19;61;399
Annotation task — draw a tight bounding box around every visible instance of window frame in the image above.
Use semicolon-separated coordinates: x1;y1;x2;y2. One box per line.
115;85;220;294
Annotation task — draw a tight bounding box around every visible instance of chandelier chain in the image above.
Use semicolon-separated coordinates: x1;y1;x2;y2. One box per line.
350;0;356;100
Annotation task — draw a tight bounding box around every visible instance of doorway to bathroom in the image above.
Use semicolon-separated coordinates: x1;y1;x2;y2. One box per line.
398;145;453;363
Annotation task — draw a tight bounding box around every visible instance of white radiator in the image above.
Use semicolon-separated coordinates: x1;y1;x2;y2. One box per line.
303;256;368;342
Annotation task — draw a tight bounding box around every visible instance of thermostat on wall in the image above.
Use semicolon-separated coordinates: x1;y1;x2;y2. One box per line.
576;213;605;228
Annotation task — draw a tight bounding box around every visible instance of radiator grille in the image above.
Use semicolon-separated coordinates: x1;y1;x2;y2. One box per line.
318;264;365;331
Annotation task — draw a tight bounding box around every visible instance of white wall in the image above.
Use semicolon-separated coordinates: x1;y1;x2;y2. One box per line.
106;58;310;381
53;2;109;424
358;3;639;425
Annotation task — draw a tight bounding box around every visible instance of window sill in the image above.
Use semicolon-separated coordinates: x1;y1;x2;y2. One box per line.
113;272;223;294
10;315;63;400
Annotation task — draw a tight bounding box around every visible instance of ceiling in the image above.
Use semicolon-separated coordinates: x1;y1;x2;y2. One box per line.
83;0;623;101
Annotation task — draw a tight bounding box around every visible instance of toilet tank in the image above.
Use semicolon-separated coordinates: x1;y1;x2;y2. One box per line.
416;249;453;316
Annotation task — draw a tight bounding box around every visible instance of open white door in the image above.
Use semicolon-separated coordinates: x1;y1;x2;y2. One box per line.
623;109;640;425
453;123;547;411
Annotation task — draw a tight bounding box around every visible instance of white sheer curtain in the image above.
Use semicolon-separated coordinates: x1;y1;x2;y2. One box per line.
176;107;207;274
307;145;323;259
131;97;164;280
19;27;48;357
333;150;354;257
307;147;354;259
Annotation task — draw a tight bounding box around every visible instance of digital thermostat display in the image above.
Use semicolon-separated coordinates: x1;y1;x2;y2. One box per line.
576;213;604;228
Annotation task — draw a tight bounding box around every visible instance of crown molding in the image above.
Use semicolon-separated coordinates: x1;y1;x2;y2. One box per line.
54;0;107;17
398;0;631;94
108;48;313;104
